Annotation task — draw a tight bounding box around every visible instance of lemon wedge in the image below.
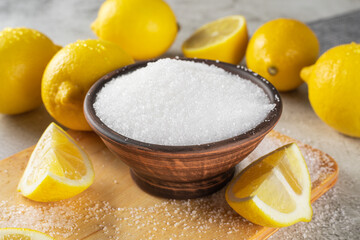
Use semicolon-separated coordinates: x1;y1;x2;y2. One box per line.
0;228;55;240
225;143;312;227
182;15;248;64
17;123;95;202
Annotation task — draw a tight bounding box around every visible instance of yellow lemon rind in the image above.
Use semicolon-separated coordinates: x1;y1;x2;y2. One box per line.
17;123;95;202
183;15;246;50
226;143;312;227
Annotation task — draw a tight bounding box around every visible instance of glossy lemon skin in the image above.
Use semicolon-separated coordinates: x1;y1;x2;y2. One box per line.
91;0;177;60
246;18;319;92
42;39;134;131
226;143;312;227
301;43;360;137
0;27;59;114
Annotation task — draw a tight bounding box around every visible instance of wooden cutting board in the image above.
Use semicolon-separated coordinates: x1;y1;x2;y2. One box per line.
0;130;338;240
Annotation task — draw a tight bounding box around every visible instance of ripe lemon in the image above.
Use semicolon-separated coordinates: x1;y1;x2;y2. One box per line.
91;0;177;60
17;123;95;202
246;19;319;91
182;15;248;65
0;27;59;115
226;143;312;227
301;43;360;138
42;39;134;131
0;228;55;240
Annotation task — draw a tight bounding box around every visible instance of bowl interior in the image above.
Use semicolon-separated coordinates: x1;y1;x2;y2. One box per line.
84;58;282;153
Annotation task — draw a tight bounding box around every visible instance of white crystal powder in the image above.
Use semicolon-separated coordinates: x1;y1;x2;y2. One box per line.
94;59;275;146
1;133;346;239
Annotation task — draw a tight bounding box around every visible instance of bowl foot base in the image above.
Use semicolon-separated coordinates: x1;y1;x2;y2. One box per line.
130;168;235;199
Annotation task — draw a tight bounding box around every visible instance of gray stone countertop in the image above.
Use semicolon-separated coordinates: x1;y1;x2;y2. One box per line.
0;0;359;239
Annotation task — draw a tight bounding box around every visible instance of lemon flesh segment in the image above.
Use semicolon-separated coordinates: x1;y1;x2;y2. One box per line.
17;123;94;202
182;15;248;64
0;228;55;240
226;143;312;227
183;16;244;49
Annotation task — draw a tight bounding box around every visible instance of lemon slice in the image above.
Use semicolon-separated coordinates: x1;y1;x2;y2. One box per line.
17;123;94;202
225;143;312;227
182;15;248;64
0;228;55;240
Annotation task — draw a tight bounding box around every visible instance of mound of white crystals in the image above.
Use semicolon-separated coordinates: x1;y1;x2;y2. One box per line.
94;59;275;146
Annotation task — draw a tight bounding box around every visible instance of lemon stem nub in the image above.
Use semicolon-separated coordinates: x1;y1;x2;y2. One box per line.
300;65;314;83
267;66;278;76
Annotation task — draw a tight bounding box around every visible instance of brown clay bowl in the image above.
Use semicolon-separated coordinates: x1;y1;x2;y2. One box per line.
84;58;282;199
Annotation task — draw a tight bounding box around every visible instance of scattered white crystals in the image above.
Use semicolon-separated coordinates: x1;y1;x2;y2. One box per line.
94;59;275;145
1;133;351;239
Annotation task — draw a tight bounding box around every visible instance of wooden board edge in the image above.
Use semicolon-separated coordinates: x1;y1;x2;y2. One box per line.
0;130;340;240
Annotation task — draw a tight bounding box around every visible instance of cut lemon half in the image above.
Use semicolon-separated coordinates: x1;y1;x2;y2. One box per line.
225;143;312;227
0;228;55;240
17;123;94;202
182;15;248;64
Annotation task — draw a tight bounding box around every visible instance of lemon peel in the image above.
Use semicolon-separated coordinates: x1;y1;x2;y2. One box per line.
182;15;248;65
226;143;312;227
18;123;95;202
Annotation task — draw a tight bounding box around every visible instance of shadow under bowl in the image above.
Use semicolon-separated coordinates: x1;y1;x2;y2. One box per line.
84;58;282;199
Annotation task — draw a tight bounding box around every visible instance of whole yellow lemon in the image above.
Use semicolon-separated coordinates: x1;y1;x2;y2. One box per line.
42;39;134;131
246;19;319;92
0;27;59;114
91;0;177;60
301;43;360;138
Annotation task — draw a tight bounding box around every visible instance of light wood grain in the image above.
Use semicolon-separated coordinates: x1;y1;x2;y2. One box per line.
0;130;338;240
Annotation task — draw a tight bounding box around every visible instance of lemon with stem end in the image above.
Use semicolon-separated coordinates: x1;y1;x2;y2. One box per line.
182;15;248;65
246;18;319;92
301;42;360;137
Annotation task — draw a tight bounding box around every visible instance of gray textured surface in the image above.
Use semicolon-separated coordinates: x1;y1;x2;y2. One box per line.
0;0;360;239
309;9;360;53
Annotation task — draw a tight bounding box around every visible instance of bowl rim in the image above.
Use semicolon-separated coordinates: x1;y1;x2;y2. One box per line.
84;57;282;153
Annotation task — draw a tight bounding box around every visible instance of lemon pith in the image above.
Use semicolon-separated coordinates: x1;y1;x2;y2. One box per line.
17;123;95;202
226;143;312;227
182;15;248;64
